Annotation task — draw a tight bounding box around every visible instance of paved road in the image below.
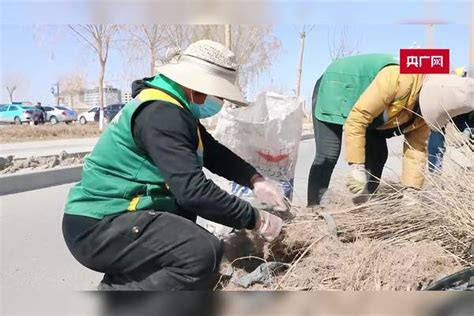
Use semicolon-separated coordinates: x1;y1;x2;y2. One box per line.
0;136;406;294
0;183;102;292
0;137;98;158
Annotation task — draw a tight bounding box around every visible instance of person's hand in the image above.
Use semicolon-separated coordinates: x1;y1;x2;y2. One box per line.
252;177;287;211
346;164;368;194
254;210;283;242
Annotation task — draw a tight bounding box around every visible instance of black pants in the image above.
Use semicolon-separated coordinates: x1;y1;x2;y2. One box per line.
307;78;388;206
62;211;223;290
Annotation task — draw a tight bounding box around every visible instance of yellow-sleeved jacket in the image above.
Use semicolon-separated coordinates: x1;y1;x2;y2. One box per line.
344;65;428;188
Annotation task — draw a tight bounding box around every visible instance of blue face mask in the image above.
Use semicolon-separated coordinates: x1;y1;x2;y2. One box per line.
189;96;224;119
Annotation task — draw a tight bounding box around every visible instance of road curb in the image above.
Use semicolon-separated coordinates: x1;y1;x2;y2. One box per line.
0;165;82;196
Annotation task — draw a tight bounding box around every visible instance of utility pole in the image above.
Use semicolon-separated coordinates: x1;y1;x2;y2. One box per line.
470;0;474;65
51;82;60;106
426;1;434;48
400;3;446;49
295;25;314;120
426;23;434;48
56;82;60;106
224;24;232;49
295;30;306;97
296;26;314;97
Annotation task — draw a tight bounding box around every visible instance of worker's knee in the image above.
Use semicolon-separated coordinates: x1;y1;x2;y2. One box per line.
185;233;223;282
313;154;338;168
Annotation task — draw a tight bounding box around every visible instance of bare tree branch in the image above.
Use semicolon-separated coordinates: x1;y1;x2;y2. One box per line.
68;24;119;130
119;25;280;96
124;25;173;76
186;25;281;92
69;25;99;55
5;86;17;103
328;25;360;61
2;72;26;103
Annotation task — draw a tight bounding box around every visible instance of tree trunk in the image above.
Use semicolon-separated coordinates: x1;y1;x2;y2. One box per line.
6;87;15;103
98;61;105;131
150;47;157;76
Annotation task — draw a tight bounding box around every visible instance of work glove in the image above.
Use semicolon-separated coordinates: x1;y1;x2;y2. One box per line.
462;127;474;148
252;177;288;211
254;210;283;242
346;164;368;194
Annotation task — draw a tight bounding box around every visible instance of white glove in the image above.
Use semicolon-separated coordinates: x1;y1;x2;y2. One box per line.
254;210;283;242
346;164;368;194
252;178;287;210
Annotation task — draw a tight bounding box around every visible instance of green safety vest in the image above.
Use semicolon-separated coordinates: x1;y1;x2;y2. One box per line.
65;76;204;219
314;54;399;126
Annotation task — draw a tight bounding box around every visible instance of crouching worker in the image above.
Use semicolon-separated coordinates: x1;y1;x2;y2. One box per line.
62;40;286;290
307;54;474;206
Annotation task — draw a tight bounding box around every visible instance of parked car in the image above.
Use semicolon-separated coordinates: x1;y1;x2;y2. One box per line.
94;104;124;123
78;106;99;125
0;103;41;124
43;105;78;124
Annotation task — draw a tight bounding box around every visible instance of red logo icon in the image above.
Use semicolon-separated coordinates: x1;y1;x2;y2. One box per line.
256;151;289;163
400;49;450;74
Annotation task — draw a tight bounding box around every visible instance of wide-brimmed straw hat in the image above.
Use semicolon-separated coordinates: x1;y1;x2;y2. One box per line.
419;74;474;129
156;40;247;107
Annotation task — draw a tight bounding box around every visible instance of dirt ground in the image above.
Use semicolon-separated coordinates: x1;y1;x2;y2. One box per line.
216;135;473;291
218;197;467;291
0;123;101;143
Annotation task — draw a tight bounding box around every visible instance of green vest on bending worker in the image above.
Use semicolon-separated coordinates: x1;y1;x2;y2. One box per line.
314;54;399;126
64;75;203;219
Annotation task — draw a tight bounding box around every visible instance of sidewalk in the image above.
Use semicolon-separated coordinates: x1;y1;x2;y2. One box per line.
0;137;98;158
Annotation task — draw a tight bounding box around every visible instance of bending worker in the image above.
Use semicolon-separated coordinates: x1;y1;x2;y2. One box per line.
427;67;473;172
62;40;285;290
307;54;474;206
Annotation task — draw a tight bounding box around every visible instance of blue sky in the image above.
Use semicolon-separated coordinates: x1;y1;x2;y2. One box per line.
0;1;471;111
254;22;470;110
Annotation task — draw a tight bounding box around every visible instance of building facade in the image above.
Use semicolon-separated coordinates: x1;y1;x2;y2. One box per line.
83;86;122;108
62;92;86;110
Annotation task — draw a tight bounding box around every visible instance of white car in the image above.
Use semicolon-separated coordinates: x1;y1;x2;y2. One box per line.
43;105;78;124
78;106;99;125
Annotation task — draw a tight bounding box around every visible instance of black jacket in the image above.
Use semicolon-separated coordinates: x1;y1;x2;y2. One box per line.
130;79;259;230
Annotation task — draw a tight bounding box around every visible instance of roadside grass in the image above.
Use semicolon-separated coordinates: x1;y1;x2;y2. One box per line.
0;123;101;143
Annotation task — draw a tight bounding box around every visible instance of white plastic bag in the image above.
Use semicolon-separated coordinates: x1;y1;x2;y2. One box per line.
214;91;304;200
